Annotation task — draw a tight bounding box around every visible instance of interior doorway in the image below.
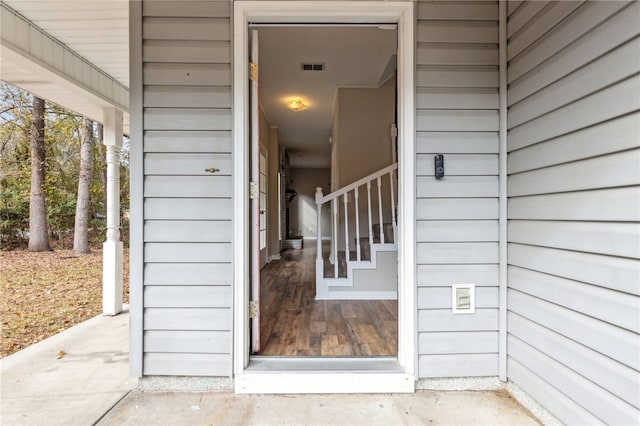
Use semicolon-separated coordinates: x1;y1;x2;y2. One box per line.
233;1;416;393
251;24;399;357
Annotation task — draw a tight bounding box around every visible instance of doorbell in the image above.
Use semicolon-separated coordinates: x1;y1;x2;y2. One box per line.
434;154;445;179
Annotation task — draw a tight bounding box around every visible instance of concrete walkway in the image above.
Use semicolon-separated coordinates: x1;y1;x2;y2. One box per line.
1;309;540;426
0;308;136;426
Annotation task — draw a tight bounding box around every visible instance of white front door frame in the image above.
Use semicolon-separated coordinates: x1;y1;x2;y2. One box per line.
232;1;416;393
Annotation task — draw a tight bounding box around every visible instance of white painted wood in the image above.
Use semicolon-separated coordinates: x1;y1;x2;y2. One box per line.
417;21;498;43
417;110;499;132
509;220;640;259
144;63;231;86
144;131;232;153
416;242;499;264
144;86;232;108
144;331;231;354
417;66;498;88
507;1;582;61
145;307;231;331
508;336;638;425
508;1;633;84
418;287;498;309
509;266;639;333
144;243;233;263
507;358;603;425
144;220;232;243
416;131;498;154
509;38;640;127
145;176;233;198
508;244;640;296
508;113;640;174
143;40;231;63
508;150;640;197
144;153;231;175
417;264;499;287
144;353;231;376
508;187;640;222
417;2;498;21
416;44;498;66
145;263;232;286
144;108;232;131
417;198;498;220
418;353;498;377
508;290;639;369
508;76;640;151
508;3;638;105
508;313;640;409
417;173;498;197
143;17;230;41
144;198;232;220
417;154;498;176
417;88;498;109
142;1;230;18
418;331;499;354
144;286;232;308
418;308;498;333
507;0;548;39
417;220;498;242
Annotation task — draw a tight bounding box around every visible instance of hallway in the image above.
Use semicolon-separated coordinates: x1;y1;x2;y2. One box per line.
258;245;398;356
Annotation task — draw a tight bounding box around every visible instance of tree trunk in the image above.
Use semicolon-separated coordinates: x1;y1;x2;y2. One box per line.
96;123;107;214
28;96;51;251
73;118;93;254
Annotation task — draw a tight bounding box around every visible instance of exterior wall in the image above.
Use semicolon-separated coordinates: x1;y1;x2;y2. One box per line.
415;0;500;378
139;1;233;376
505;1;640;424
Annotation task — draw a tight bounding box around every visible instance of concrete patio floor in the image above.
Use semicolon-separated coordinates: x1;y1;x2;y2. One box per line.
1;308;541;426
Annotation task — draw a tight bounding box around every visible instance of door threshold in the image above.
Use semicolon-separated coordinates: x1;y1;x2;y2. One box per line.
236;357;414;394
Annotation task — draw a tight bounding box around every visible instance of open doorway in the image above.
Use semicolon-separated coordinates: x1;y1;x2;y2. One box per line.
251;25;399;357
233;1;415;393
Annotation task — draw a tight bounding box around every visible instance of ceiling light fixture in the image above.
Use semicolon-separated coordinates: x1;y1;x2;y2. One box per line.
288;100;308;111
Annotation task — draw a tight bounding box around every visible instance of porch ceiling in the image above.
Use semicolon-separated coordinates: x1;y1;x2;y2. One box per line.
0;1;130;132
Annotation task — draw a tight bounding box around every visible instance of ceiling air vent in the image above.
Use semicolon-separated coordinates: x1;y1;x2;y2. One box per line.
301;63;325;71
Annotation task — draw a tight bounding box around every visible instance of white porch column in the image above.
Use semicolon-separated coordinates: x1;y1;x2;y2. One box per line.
103;108;123;316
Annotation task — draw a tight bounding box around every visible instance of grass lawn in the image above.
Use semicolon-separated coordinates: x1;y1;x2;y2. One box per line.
0;248;129;358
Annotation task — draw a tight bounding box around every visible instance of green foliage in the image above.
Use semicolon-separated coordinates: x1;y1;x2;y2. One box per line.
0;83;130;250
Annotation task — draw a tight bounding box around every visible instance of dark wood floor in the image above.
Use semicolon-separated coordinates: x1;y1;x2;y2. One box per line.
258;244;398;356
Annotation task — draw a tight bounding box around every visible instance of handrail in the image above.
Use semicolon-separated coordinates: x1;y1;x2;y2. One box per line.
315;162;398;285
318;163;397;205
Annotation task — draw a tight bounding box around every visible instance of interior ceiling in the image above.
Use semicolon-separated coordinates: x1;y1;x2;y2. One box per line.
257;26;397;169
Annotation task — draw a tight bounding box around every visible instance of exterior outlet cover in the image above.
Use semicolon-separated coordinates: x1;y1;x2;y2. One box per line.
452;284;475;314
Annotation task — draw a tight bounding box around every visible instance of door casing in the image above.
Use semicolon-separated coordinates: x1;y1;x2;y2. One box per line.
232;1;416;393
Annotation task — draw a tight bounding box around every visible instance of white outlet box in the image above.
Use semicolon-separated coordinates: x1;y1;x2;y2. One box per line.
452;284;475;314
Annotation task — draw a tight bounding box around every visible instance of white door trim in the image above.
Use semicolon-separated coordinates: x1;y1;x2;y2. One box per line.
232;1;416;393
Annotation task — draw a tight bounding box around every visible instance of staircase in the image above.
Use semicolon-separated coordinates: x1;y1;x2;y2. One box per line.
315;163;398;300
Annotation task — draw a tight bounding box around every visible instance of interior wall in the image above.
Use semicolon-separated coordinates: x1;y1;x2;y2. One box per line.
289;168;331;240
267;126;280;260
334;76;396;188
505;2;640;424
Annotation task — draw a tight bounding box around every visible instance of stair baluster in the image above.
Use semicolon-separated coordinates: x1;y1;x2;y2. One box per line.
377;176;384;244
354;188;361;262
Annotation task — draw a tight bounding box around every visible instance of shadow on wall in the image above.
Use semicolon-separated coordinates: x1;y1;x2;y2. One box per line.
289;168;331;239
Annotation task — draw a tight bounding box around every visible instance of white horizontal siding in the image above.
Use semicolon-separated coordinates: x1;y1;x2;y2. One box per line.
140;2;233;377
506;2;640;422
144;263;232;286
416;1;499;379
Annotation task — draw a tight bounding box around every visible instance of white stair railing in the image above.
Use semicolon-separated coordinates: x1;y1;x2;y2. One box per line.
315;162;398;286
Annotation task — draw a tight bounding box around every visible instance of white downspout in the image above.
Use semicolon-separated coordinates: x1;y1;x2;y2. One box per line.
102;107;124;316
498;0;508;382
